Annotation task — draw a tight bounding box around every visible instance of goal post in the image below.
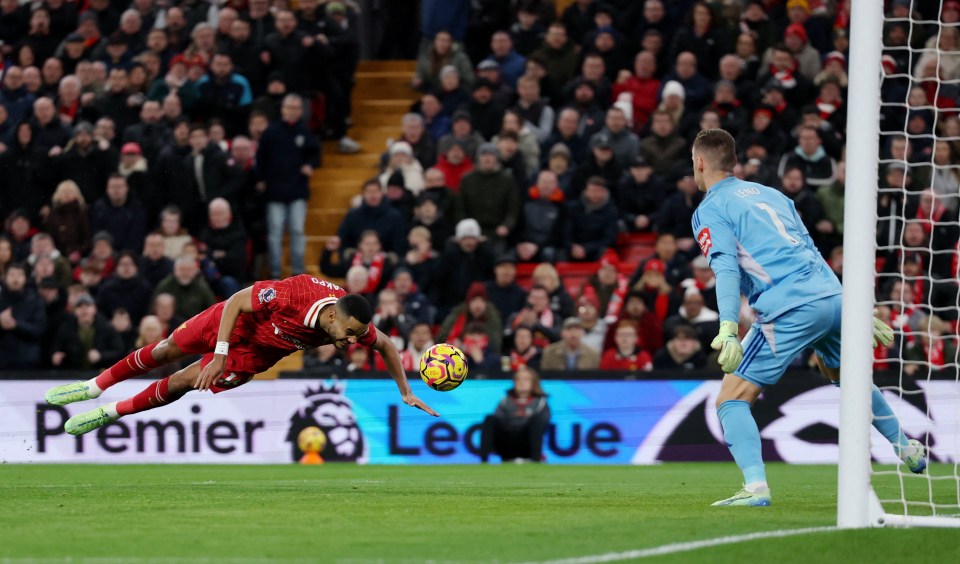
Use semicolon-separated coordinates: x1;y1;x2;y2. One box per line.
838;0;960;529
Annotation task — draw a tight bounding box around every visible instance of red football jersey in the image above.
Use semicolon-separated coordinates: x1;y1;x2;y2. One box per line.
232;275;376;368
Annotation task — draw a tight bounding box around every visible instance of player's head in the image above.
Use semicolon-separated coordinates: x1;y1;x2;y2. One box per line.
692;128;737;191
327;294;373;350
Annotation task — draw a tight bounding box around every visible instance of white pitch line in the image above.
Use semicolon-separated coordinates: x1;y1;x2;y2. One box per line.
536;526;839;563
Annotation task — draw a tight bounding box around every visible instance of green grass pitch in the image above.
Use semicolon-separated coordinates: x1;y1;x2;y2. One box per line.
1;463;958;563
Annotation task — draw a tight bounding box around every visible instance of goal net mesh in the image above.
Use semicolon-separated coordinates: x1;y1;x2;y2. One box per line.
872;0;960;521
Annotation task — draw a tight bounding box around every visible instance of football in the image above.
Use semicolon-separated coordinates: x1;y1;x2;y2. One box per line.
297;426;327;454
419;343;469;391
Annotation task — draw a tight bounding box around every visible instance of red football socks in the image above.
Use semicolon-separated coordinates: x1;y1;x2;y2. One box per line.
116;376;181;416
95;342;161;390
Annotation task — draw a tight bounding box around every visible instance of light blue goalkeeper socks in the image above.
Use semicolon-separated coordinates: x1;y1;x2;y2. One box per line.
717;400;766;485
871;385;911;455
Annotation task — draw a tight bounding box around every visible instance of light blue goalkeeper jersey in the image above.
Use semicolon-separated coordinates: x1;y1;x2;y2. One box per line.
690;176;842;324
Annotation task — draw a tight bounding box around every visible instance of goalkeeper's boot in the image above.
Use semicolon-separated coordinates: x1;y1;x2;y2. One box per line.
65;407;118;436
45;380;98;406
711;486;772;507
901;439;927;474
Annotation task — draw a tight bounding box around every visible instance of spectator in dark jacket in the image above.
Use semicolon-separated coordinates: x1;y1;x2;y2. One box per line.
459;143;520;252
0;264;46;368
195;53;253;137
197;198;248;296
139;233;173;288
90;174;147;253
655;169;702;248
479;365;551;463
564;176;619;262
571;133;622;198
176;125;241;231
617;155;668;232
96;251;153;324
0;66;37;126
658;52;712;111
256;94;319;279
777;124;838;191
51;293;124;370
55;121;114;204
30;96;73;156
434;219;494;316
262;9;321;94
120;101;170;166
640;110;689;176
335;179;406;253
485;254;528;325
652;323;707;370
516;170;565;262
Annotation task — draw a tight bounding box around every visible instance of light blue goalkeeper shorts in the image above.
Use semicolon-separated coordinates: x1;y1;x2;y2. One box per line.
733;293;843;388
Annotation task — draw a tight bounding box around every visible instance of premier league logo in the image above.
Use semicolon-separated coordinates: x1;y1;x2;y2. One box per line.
285;381;367;463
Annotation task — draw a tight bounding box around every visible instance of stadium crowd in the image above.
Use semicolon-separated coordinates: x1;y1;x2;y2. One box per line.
1;0;959;376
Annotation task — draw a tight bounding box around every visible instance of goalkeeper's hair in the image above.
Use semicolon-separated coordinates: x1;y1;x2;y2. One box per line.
337;294;373;325
693;128;737;172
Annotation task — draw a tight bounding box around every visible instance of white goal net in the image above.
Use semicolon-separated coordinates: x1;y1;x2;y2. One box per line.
842;0;960;527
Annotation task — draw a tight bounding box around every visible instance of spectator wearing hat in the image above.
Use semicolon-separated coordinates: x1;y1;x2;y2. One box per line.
152;256;217;319
600;321;653;372
664;287;719;352
432;218;494;316
256;93;319;278
96;251;153;324
572;133;621;198
576;291;607;353
413;30;475;92
384;172;417;226
656;79;687;131
540;317;600;371
90;173;146;253
652;323;706;370
380;140;426;196
755;44;814;109
631;257;681;324
592;106;640;170
437;109;484;158
459;143;520;251
465;78;506;140
439;281;503;354
530;22;580;103
54;120;114;203
516;169;565;263
784;0;831;56
617;155;667;232
51;292;123;370
580;250;628;322
777;124;837;190
564;176;619;262
485;254;527;324
738;104;789;163
333;179;405;254
562;53;612;112
482;31;526;89
567;78;606;138
0;263;46;369
100;31;133;71
639;110;687;177
612;51;661;133
475;58;516;109
434;140;473;192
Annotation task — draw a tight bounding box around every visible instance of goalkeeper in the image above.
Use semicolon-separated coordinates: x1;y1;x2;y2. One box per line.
689;129;926;507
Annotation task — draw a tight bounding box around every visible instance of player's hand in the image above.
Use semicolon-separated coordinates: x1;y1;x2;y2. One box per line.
402;393;439;417
711;320;744;373
195;355;226;391
873;315;894;348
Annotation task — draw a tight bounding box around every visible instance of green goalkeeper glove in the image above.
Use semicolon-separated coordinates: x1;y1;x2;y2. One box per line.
873;316;894;348
711;320;743;373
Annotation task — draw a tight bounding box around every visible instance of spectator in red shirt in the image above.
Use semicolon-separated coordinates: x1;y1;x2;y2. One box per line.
613;51;660;133
600;320;653;372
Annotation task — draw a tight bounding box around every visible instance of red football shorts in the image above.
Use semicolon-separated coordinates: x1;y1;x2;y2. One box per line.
170;302;256;394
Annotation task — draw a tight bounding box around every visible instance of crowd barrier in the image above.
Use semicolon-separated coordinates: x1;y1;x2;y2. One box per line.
1;371;956;464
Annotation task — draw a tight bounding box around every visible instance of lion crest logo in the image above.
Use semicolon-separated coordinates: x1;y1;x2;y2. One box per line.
285;381;367;463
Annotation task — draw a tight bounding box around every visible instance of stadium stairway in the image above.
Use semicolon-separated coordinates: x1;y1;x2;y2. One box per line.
260;59;418;379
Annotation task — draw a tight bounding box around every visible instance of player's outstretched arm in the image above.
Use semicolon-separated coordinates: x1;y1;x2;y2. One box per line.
195;286;255;391
372;328;440;417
